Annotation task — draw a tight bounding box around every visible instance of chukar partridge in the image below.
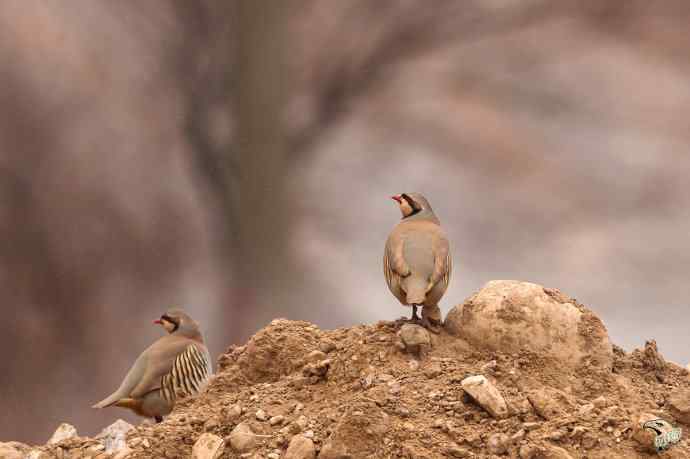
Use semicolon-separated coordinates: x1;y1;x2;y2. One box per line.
384;193;452;332
92;309;212;422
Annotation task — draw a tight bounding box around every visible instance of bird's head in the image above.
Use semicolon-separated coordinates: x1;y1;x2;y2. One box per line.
154;308;201;339
391;192;435;220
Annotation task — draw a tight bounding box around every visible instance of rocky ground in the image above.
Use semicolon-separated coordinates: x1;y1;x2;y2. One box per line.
4;281;690;458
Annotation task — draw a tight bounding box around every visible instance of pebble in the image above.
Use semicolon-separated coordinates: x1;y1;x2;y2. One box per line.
487;433;509;455
269;415;285;426
256;409;268;421
284;435;316;459
228;422;257;453
460;375;509;419
192;433;225;459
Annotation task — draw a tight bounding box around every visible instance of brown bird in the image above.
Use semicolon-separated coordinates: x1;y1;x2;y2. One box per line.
384;193;452;332
92;309;212;422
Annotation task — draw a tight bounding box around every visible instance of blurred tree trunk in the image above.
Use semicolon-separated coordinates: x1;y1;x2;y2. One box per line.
231;0;292;339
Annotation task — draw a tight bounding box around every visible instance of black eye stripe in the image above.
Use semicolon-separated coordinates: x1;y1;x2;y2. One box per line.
161;315;180;332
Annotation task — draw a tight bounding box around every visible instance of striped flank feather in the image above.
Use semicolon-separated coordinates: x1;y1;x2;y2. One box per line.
160;344;211;402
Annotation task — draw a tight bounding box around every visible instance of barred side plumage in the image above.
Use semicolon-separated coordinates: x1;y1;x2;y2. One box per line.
160;344;211;403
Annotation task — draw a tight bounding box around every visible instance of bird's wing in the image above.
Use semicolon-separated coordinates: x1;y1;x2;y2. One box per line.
159;342;213;401
384;229;411;281
129;335;199;398
429;227;451;290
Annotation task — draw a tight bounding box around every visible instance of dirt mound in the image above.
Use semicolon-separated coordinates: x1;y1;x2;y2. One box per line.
8;284;690;458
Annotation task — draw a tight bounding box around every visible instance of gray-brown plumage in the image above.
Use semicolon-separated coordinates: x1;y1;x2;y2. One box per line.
384;193;452;331
92;309;212;422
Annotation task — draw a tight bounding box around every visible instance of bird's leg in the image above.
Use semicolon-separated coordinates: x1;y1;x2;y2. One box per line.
410;305;420;321
155;416;163;423
420;304;442;334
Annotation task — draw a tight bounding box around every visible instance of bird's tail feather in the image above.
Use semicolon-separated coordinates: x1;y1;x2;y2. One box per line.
404;277;428;305
92;392;123;409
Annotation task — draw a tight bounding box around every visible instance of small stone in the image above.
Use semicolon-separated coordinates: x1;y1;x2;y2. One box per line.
229;422;258;453
445;444;470;457
519;444;537;459
424;362;443;378
408;360;420;371
256;409;268;421
48;423;78;445
269;415;285;426
192;433;225;459
398;324;431;354
284;435;316;459
522;422;540;431
460;375;509;419
487;432;509;454
306;350;327;363
224;403;243;422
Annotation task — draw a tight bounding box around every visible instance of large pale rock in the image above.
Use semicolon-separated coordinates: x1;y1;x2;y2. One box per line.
192;433;225;459
47;423;78;445
284;435;316;459
229;422;258;453
96;419;134;453
461;375;508;419
445;281;612;369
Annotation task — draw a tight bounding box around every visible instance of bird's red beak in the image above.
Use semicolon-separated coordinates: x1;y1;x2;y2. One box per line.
153;319;162;325
391;195;402;203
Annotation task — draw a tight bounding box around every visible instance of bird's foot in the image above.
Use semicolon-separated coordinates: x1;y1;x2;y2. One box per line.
419;316;441;334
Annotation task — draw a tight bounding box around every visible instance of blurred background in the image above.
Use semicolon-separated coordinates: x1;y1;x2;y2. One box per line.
1;0;689;444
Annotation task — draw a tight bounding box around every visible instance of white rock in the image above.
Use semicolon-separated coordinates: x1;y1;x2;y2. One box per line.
96;419;134;453
445;280;613;369
460;375;508;419
284;435;316;459
47;423;78;445
192;433;225;459
229;422;258;453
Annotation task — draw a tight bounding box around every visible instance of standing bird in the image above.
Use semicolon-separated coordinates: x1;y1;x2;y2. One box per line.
384;193;452;332
92;309;213;422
